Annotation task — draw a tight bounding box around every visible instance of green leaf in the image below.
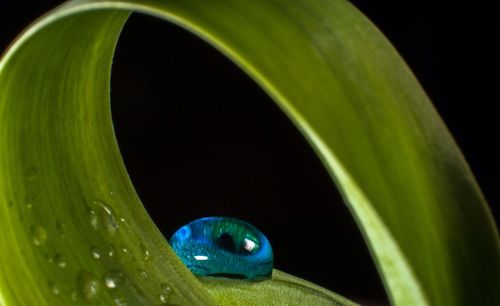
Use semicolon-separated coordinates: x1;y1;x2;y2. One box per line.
200;270;357;306
0;0;498;305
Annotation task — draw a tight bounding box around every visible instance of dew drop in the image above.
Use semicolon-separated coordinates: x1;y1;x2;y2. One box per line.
90;247;101;259
93;200;119;235
114;297;127;306
55;220;66;237
104;269;123;289
88;208;99;230
138;269;149;280
25;167;38;181
158;293;168;303
54;253;67;268
25;194;35;209
120;246;131;256
169;217;273;280
31;225;47;246
158;283;172;303
77;271;99;300
140;243;151;262
106;245;116;258
48;281;60;295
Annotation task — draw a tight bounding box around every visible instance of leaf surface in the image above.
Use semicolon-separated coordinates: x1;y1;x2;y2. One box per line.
0;0;498;305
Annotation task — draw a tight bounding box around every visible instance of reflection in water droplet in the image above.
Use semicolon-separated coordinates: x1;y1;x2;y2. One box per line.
49;281;60;295
90;247;101;259
169;217;273;280
158;283;172;303
54;253;67;268
31;225;47;246
77;271;99;300
104;269;123;289
25;167;38;181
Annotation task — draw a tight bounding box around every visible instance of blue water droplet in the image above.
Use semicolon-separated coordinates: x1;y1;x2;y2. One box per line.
169;217;273;280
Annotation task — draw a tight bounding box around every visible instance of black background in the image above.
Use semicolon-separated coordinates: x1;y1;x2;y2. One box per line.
1;1;498;305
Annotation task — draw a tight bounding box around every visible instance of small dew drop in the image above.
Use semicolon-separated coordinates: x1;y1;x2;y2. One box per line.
104;269;123;289
77;271;99;300
88;208;99;230
106;245;116;258
120;246;131;256
140;244;151;262
49;281;60;295
90;247;101;259
114;297;128;306
54;253;67;268
138;269;149;280
56;220;66;237
31;225;47;246
25;167;38;181
25;195;35;209
158;283;172;303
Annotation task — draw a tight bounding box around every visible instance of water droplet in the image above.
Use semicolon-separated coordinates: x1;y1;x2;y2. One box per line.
56;220;66;237
90;247;101;259
140;244;151;262
31;225;47;246
120;246;131;256
93;200;119;235
25;194;35;209
77;271;99;300
88;208;99;230
54;253;67;268
169;217;273;280
106;245;116;258
138;269;149;280
49;281;60;295
114;297;127;306
104;269;123;289
25;167;38;181
158;283;172;303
